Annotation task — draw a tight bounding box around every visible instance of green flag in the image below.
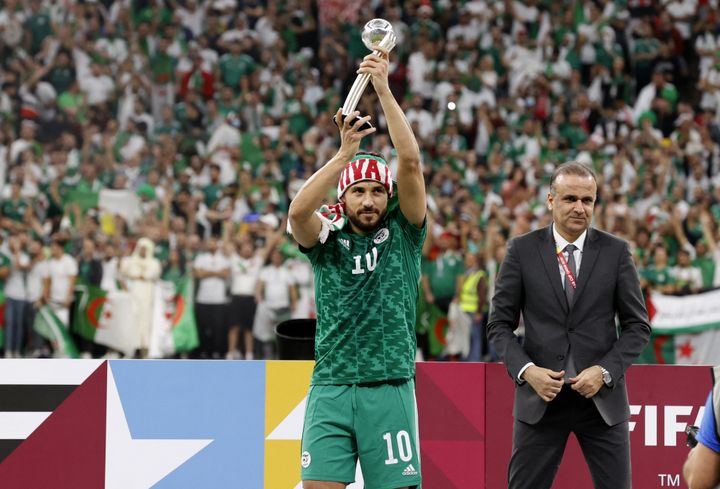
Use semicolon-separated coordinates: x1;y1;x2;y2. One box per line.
149;276;199;357
65;189;100;211
172;277;199;353
33;306;79;358
416;294;448;358
73;280;137;356
636;334;675;364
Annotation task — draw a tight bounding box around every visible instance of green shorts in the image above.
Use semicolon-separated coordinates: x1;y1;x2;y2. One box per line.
300;379;421;489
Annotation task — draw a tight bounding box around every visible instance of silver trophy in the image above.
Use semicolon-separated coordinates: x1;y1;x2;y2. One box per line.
339;18;397;131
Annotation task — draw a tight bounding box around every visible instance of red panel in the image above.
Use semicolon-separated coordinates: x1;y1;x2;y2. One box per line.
0;362;107;489
484;362;515;489
485;363;712;489
417;362;485;488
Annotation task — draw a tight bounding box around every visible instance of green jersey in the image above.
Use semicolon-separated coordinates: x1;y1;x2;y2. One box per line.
304;200;426;385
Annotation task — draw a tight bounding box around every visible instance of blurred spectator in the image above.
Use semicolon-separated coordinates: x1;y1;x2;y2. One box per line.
120;238;161;356
3;234;29;358
43;239;77;337
421;230;464;315
225;226;279;360
25;237;46;357
0;0;717;362
193;236;231;359
253;246;296;359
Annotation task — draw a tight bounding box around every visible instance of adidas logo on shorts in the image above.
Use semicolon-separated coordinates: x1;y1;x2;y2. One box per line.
402;464;418;476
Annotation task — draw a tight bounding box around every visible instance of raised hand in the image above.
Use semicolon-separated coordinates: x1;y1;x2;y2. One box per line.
334;109;376;157
357;46;390;95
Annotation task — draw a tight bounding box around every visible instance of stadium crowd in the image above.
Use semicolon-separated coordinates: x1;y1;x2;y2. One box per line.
0;0;719;361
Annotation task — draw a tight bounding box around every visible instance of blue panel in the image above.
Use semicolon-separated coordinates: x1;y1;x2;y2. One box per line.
109;360;265;489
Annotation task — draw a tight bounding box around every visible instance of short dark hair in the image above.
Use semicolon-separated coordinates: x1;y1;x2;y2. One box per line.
550;161;597;195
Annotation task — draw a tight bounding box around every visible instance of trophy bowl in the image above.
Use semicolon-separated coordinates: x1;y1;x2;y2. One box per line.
337;19;396;132
361;18;394;51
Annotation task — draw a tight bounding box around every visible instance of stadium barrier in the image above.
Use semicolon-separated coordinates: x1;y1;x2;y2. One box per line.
0;360;709;488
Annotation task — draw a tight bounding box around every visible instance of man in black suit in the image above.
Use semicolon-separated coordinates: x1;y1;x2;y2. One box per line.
487;161;651;489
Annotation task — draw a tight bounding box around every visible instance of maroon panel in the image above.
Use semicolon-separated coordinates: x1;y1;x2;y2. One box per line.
417;362;485;488
485;362;515;489
486;363;712;489
0;362;107;489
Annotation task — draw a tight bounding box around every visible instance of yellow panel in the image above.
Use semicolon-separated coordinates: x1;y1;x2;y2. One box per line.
265;360;314;436
265;360;314;488
264;441;303;488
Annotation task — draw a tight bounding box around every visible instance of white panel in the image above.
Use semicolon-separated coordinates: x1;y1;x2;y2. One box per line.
0;412;51;439
0;359;104;385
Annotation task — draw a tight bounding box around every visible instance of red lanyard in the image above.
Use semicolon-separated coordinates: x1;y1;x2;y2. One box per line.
556;248;577;290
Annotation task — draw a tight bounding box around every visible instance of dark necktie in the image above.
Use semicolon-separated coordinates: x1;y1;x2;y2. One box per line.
563;244;578;381
564;244;577;306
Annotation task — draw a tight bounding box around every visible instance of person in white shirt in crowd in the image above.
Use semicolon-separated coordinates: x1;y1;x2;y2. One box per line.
226;226;280;360
287;252;314;320
120;238;161;356
193;237;231;358
42;238;78;340
253;246;296;359
25;237;48;357
3;234;30;358
78;62;116;107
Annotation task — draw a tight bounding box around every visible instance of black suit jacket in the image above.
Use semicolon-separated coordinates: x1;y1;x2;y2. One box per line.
487;226;651;426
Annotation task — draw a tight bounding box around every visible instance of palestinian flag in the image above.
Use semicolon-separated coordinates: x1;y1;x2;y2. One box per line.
33;306;79;358
148;277;199;358
73;281;137;357
637;290;720;365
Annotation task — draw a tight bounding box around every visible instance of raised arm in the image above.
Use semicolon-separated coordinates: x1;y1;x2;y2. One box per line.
288;110;375;248
360;48;426;227
700;211;718;254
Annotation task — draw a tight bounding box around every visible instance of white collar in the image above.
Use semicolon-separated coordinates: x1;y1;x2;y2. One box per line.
552;224;587;253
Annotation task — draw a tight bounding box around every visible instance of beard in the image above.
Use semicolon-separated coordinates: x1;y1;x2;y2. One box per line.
346;207;387;233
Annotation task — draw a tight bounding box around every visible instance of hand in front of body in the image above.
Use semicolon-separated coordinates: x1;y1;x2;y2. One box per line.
522;366;565;402
569;365;604;398
334;109;375;157
358;46;391;95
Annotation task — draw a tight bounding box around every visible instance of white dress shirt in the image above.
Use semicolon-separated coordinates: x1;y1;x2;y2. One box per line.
517;224;587;382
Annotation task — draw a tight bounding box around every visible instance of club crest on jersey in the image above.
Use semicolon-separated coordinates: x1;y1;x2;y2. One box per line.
301;451;312;468
374;228;390;244
338;237;350;250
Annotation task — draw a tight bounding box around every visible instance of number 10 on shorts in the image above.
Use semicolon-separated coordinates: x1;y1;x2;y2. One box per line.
383;430;413;465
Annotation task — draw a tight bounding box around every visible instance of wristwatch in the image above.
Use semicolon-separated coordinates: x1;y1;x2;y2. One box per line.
600;367;612;386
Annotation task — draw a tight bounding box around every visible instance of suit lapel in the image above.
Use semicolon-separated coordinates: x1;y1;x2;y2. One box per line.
571;228;600;309
537;227;568;314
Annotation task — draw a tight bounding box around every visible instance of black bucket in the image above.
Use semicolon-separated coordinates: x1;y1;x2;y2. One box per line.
275;319;316;360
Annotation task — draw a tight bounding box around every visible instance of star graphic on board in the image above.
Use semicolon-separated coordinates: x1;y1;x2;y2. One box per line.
104;310;113;320
677;340;694;359
105;367;213;489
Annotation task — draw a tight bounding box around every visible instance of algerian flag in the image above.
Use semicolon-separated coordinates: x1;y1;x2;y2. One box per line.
636;290;720;365
416;294;448;358
149;277;199;358
33;306;79;358
73;281;137;357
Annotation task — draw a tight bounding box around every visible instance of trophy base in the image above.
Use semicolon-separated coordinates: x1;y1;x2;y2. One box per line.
336;113;374;132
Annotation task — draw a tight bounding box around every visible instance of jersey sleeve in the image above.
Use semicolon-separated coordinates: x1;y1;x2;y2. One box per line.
697;392;720;453
394;206;426;250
